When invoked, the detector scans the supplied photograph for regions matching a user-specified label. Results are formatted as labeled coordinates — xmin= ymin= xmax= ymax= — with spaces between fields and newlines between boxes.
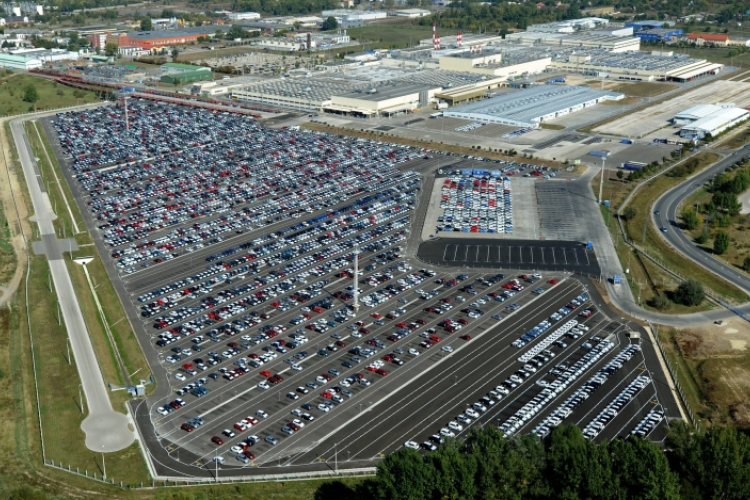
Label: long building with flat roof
xmin=443 ymin=84 xmax=624 ymax=128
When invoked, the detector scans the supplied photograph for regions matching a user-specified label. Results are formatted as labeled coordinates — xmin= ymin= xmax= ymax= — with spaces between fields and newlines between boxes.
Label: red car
xmin=181 ymin=423 xmax=195 ymax=432
xmin=268 ymin=374 xmax=284 ymax=384
xmin=211 ymin=436 xmax=224 ymax=445
xmin=548 ymin=279 xmax=559 ymax=285
xmin=371 ymin=313 xmax=382 ymax=319
xmin=396 ymin=322 xmax=407 ymax=328
xmin=375 ymin=368 xmax=388 ymax=376
xmin=321 ymin=391 xmax=333 ymax=399
xmin=382 ymin=355 xmax=393 ymax=362
xmin=460 ymin=335 xmax=472 ymax=341
xmin=430 ymin=335 xmax=442 ymax=343
xmin=415 ymin=318 xmax=427 ymax=325
xmin=458 ymin=318 xmax=469 ymax=325
xmin=243 ymin=450 xmax=256 ymax=460
xmin=260 ymin=370 xmax=272 ymax=378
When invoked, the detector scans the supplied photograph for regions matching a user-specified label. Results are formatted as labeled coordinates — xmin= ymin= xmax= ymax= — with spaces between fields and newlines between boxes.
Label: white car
xmin=258 ymin=381 xmax=270 ymax=390
xmin=156 ymin=406 xmax=168 ymax=416
xmin=175 ymin=372 xmax=186 ymax=381
xmin=317 ymin=403 xmax=330 ymax=412
xmin=441 ymin=346 xmax=454 ymax=353
xmin=440 ymin=428 xmax=456 ymax=437
xmin=256 ymin=410 xmax=268 ymax=419
xmin=465 ymin=408 xmax=479 ymax=419
xmin=404 ymin=441 xmax=420 ymax=450
xmin=408 ymin=348 xmax=420 ymax=356
xmin=292 ymin=418 xmax=306 ymax=428
xmin=291 ymin=363 xmax=303 ymax=371
xmin=230 ymin=445 xmax=243 ymax=454
xmin=448 ymin=421 xmax=463 ymax=432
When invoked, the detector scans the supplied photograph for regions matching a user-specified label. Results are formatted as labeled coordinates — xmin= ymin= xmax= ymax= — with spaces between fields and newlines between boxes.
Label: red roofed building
xmin=688 ymin=33 xmax=729 ymax=46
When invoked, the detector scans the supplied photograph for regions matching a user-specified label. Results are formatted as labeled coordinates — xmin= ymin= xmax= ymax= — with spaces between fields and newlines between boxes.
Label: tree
xmin=104 ymin=42 xmax=118 ymax=57
xmin=22 ymin=84 xmax=38 ymax=103
xmin=616 ymin=170 xmax=624 ymax=181
xmin=621 ymin=206 xmax=637 ymax=221
xmin=140 ymin=17 xmax=152 ymax=31
xmin=673 ymin=279 xmax=705 ymax=306
xmin=372 ymin=448 xmax=433 ymax=500
xmin=321 ymin=16 xmax=338 ymax=31
xmin=681 ymin=208 xmax=700 ymax=230
xmin=652 ymin=293 xmax=671 ymax=310
xmin=714 ymin=230 xmax=730 ymax=255
xmin=610 ymin=437 xmax=681 ymax=500
xmin=171 ymin=48 xmax=179 ymax=58
xmin=227 ymin=24 xmax=248 ymax=40
xmin=743 ymin=255 xmax=750 ymax=273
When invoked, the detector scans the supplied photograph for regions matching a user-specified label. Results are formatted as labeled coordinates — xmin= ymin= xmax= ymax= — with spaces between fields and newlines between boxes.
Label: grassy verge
xmin=302 ymin=122 xmax=565 ymax=169
xmin=0 ymin=195 xmax=17 ymax=284
xmin=716 ymin=124 xmax=750 ymax=150
xmin=606 ymin=81 xmax=678 ymax=97
xmin=595 ymin=152 xmax=748 ymax=306
xmin=599 ymin=96 xmax=642 ymax=106
xmin=0 ymin=74 xmax=98 ymax=116
xmin=539 ymin=123 xmax=565 ymax=130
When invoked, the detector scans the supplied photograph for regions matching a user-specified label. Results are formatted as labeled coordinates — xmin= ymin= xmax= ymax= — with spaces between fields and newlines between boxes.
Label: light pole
xmin=334 ymin=442 xmax=338 ymax=472
xmin=101 ymin=446 xmax=106 ymax=480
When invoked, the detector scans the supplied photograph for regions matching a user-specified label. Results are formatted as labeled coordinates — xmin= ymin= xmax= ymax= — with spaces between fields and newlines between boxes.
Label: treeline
xmin=418 ymin=0 xmax=582 ymax=32
xmin=184 ymin=0 xmax=339 ymax=16
xmin=316 ymin=424 xmax=750 ymax=500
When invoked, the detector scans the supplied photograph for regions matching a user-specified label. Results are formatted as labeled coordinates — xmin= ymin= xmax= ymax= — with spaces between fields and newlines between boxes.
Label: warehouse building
xmin=0 ymin=52 xmax=41 ymax=69
xmin=549 ymin=50 xmax=722 ymax=81
xmin=161 ymin=69 xmax=213 ymax=84
xmin=227 ymin=12 xmax=260 ymax=20
xmin=119 ymin=30 xmax=212 ymax=49
xmin=437 ymin=46 xmax=550 ymax=79
xmin=161 ymin=62 xmax=211 ymax=74
xmin=687 ymin=33 xmax=729 ymax=46
xmin=418 ymin=33 xmax=504 ymax=49
xmin=526 ymin=18 xmax=609 ymax=33
xmin=506 ymin=31 xmax=640 ymax=52
xmin=626 ymin=20 xmax=675 ymax=30
xmin=10 ymin=47 xmax=78 ymax=62
xmin=634 ymin=28 xmax=684 ymax=42
xmin=443 ymin=84 xmax=624 ymax=128
xmin=678 ymin=107 xmax=750 ymax=139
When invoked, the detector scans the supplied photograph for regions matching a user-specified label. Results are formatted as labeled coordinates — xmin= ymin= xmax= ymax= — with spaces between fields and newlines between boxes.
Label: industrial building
xmin=231 ymin=67 xmax=506 ymax=114
xmin=506 ymin=31 xmax=640 ymax=53
xmin=678 ymin=106 xmax=750 ymax=139
xmin=418 ymin=33 xmax=504 ymax=49
xmin=442 ymin=85 xmax=624 ymax=128
xmin=9 ymin=47 xmax=78 ymax=62
xmin=321 ymin=9 xmax=386 ymax=26
xmin=161 ymin=62 xmax=211 ymax=74
xmin=161 ymin=69 xmax=213 ymax=84
xmin=634 ymin=28 xmax=684 ymax=42
xmin=394 ymin=8 xmax=431 ymax=17
xmin=549 ymin=50 xmax=722 ymax=81
xmin=437 ymin=47 xmax=550 ymax=79
xmin=0 ymin=52 xmax=40 ymax=69
xmin=526 ymin=17 xmax=609 ymax=33
xmin=626 ymin=20 xmax=675 ymax=30
xmin=227 ymin=12 xmax=260 ymax=20
xmin=119 ymin=30 xmax=212 ymax=49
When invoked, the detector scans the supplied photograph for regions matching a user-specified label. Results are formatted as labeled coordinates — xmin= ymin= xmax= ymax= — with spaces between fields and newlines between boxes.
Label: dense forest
xmin=316 ymin=424 xmax=750 ymax=500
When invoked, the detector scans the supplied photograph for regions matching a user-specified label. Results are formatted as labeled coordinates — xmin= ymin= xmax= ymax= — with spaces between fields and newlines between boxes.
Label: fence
xmin=648 ymin=323 xmax=700 ymax=431
xmin=44 ymin=458 xmax=376 ymax=489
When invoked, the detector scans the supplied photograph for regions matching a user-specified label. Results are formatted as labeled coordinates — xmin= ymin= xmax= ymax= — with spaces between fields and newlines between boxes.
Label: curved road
xmin=654 ymin=145 xmax=750 ymax=297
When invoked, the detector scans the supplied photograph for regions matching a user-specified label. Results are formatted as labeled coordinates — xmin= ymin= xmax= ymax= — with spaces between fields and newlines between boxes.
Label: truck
xmin=434 ymin=101 xmax=448 ymax=110
xmin=589 ymin=150 xmax=611 ymax=158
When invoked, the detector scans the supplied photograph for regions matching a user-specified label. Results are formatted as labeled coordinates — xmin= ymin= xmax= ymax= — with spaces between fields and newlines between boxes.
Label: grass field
xmin=0 ymin=198 xmax=16 ymax=285
xmin=0 ymin=74 xmax=98 ymax=117
xmin=717 ymin=124 xmax=750 ymax=150
xmin=594 ymin=152 xmax=748 ymax=307
xmin=599 ymin=96 xmax=642 ymax=106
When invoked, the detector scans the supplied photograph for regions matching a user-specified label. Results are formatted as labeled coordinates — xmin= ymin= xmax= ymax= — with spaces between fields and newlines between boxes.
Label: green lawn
xmin=0 ymin=74 xmax=98 ymax=116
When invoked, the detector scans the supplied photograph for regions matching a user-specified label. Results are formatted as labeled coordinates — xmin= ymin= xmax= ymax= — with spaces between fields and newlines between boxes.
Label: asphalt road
xmin=654 ymin=145 xmax=750 ymax=296
xmin=12 ymin=114 xmax=135 ymax=453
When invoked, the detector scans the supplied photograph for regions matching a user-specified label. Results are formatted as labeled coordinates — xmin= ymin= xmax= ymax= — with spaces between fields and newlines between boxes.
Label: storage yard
xmin=41 ymin=100 xmax=678 ymax=478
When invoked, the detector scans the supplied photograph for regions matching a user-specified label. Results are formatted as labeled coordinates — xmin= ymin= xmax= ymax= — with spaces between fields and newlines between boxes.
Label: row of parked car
xmin=532 ymin=344 xmax=643 ymax=439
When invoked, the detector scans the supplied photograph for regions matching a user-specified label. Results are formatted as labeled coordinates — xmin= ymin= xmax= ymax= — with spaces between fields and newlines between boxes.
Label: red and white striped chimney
xmin=457 ymin=32 xmax=462 ymax=47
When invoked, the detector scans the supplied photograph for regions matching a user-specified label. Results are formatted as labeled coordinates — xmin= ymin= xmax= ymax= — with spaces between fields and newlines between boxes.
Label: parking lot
xmin=48 ymin=100 xmax=677 ymax=478
xmin=418 ymin=239 xmax=600 ymax=275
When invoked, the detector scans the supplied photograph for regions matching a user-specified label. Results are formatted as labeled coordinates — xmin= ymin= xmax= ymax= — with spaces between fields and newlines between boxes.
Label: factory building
xmin=418 ymin=33 xmax=504 ymax=48
xmin=161 ymin=69 xmax=213 ymax=84
xmin=119 ymin=30 xmax=211 ymax=49
xmin=442 ymin=85 xmax=624 ymax=128
xmin=227 ymin=12 xmax=260 ymax=20
xmin=678 ymin=107 xmax=750 ymax=139
xmin=506 ymin=31 xmax=640 ymax=53
xmin=626 ymin=20 xmax=675 ymax=30
xmin=526 ymin=17 xmax=609 ymax=33
xmin=634 ymin=28 xmax=684 ymax=42
xmin=10 ymin=48 xmax=78 ymax=62
xmin=161 ymin=62 xmax=211 ymax=74
xmin=549 ymin=50 xmax=722 ymax=81
xmin=437 ymin=49 xmax=551 ymax=79
xmin=394 ymin=8 xmax=431 ymax=17
xmin=0 ymin=52 xmax=40 ymax=69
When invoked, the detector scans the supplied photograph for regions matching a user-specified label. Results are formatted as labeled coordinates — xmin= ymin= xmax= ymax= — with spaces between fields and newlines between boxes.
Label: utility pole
xmin=335 ymin=442 xmax=338 ymax=472
xmin=352 ymin=245 xmax=359 ymax=312
xmin=642 ymin=217 xmax=648 ymax=243
xmin=101 ymin=447 xmax=106 ymax=480
xmin=67 ymin=337 xmax=71 ymax=365
xmin=79 ymin=384 xmax=84 ymax=414
xmin=598 ymin=160 xmax=605 ymax=204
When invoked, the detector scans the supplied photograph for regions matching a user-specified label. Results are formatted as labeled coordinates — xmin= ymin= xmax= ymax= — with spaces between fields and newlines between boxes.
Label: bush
xmin=651 ymin=294 xmax=671 ymax=311
xmin=714 ymin=230 xmax=730 ymax=255
xmin=744 ymin=255 xmax=750 ymax=273
xmin=620 ymin=206 xmax=637 ymax=221
xmin=673 ymin=279 xmax=705 ymax=306
xmin=696 ymin=231 xmax=708 ymax=245
xmin=681 ymin=208 xmax=700 ymax=230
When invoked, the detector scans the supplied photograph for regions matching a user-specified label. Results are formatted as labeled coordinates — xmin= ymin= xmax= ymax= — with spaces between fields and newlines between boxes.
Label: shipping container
xmin=622 ymin=161 xmax=647 ymax=171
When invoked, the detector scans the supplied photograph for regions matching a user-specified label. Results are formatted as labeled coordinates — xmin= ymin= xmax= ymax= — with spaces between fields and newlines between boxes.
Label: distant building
xmin=687 ymin=33 xmax=729 ymax=46
xmin=10 ymin=47 xmax=78 ymax=62
xmin=394 ymin=8 xmax=431 ymax=17
xmin=161 ymin=69 xmax=213 ymax=84
xmin=118 ymin=30 xmax=211 ymax=49
xmin=0 ymin=52 xmax=41 ymax=69
xmin=227 ymin=12 xmax=260 ymax=20
xmin=634 ymin=28 xmax=684 ymax=43
xmin=626 ymin=20 xmax=675 ymax=30
xmin=161 ymin=62 xmax=211 ymax=74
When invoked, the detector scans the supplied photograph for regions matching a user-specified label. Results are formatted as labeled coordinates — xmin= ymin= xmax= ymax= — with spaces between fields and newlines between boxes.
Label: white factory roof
xmin=669 ymin=62 xmax=723 ymax=80
xmin=444 ymin=84 xmax=623 ymax=127
xmin=681 ymin=107 xmax=750 ymax=133
xmin=675 ymin=104 xmax=724 ymax=121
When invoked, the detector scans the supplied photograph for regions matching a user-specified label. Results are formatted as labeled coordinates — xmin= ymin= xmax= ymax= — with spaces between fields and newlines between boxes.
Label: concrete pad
xmin=82 ymin=411 xmax=136 ymax=452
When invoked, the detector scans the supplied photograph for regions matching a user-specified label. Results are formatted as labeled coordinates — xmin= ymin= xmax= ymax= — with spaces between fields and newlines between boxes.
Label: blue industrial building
xmin=634 ymin=28 xmax=684 ymax=42
xmin=626 ymin=20 xmax=675 ymax=30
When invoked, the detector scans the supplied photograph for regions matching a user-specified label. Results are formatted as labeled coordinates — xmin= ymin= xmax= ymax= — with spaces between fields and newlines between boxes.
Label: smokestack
xmin=436 ymin=35 xmax=441 ymax=50
xmin=457 ymin=32 xmax=462 ymax=47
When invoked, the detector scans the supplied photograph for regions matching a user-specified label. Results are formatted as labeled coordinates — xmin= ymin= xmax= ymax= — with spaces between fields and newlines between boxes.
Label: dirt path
xmin=0 ymin=118 xmax=33 ymax=307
